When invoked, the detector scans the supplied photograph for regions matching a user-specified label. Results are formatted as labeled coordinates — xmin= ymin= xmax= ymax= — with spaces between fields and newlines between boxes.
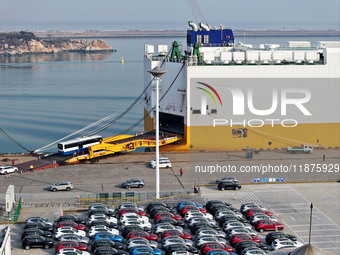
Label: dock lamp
xmin=147 ymin=66 xmax=167 ymax=199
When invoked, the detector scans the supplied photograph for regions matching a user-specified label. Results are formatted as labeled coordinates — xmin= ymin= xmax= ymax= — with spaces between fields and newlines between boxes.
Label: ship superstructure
xmin=144 ymin=22 xmax=340 ymax=151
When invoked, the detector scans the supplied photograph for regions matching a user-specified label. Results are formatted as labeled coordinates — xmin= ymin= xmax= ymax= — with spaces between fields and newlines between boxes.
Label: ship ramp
xmin=65 ymin=131 xmax=182 ymax=163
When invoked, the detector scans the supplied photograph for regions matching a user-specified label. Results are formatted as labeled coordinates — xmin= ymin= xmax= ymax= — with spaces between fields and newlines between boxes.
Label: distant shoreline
xmin=27 ymin=29 xmax=340 ymax=39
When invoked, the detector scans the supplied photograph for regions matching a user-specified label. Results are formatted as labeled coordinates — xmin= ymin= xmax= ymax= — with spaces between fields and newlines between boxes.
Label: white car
xmin=122 ymin=220 xmax=151 ymax=230
xmin=171 ymin=252 xmax=193 ymax=255
xmin=0 ymin=165 xmax=18 ymax=174
xmin=240 ymin=247 xmax=267 ymax=255
xmin=195 ymin=236 xmax=226 ymax=247
xmin=271 ymin=238 xmax=303 ymax=250
xmin=184 ymin=211 xmax=213 ymax=222
xmin=241 ymin=203 xmax=267 ymax=213
xmin=89 ymin=203 xmax=115 ymax=213
xmin=249 ymin=214 xmax=277 ymax=224
xmin=120 ymin=213 xmax=149 ymax=223
xmin=88 ymin=225 xmax=119 ymax=237
xmin=226 ymin=227 xmax=257 ymax=238
xmin=54 ymin=227 xmax=86 ymax=239
xmin=57 ymin=248 xmax=90 ymax=255
xmin=88 ymin=214 xmax=117 ymax=224
xmin=162 ymin=236 xmax=193 ymax=248
xmin=188 ymin=217 xmax=218 ymax=228
xmin=222 ymin=221 xmax=253 ymax=231
xmin=119 ymin=202 xmax=145 ymax=211
xmin=195 ymin=228 xmax=226 ymax=239
xmin=126 ymin=238 xmax=158 ymax=250
xmin=153 ymin=223 xmax=183 ymax=235
xmin=150 ymin=158 xmax=172 ymax=168
xmin=58 ymin=234 xmax=89 ymax=244
xmin=26 ymin=216 xmax=54 ymax=226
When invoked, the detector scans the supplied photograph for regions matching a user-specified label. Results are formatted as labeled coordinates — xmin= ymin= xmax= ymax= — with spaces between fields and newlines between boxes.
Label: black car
xmin=189 ymin=222 xmax=219 ymax=234
xmin=164 ymin=244 xmax=198 ymax=255
xmin=89 ymin=220 xmax=117 ymax=229
xmin=21 ymin=228 xmax=52 ymax=240
xmin=265 ymin=231 xmax=297 ymax=245
xmin=155 ymin=218 xmax=185 ymax=227
xmin=218 ymin=181 xmax=242 ymax=191
xmin=235 ymin=240 xmax=260 ymax=254
xmin=24 ymin=222 xmax=53 ymax=232
xmin=121 ymin=179 xmax=145 ymax=189
xmin=146 ymin=202 xmax=168 ymax=212
xmin=89 ymin=208 xmax=115 ymax=217
xmin=217 ymin=216 xmax=241 ymax=225
xmin=57 ymin=215 xmax=86 ymax=225
xmin=208 ymin=204 xmax=231 ymax=215
xmin=122 ymin=225 xmax=144 ymax=237
xmin=94 ymin=246 xmax=128 ymax=255
xmin=92 ymin=239 xmax=124 ymax=251
xmin=206 ymin=200 xmax=232 ymax=211
xmin=149 ymin=207 xmax=171 ymax=218
xmin=21 ymin=235 xmax=54 ymax=250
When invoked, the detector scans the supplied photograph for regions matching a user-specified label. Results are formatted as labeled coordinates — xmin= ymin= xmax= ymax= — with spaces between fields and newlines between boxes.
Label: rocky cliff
xmin=0 ymin=31 xmax=113 ymax=55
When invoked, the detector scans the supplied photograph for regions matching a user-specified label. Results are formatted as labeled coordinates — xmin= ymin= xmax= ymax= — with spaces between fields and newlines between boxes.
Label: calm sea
xmin=0 ymin=35 xmax=339 ymax=153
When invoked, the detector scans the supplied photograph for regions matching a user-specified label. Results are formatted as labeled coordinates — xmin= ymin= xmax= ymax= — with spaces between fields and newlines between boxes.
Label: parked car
xmin=91 ymin=239 xmax=123 ymax=251
xmin=26 ymin=216 xmax=54 ymax=226
xmin=55 ymin=241 xmax=88 ymax=253
xmin=206 ymin=249 xmax=235 ymax=255
xmin=150 ymin=158 xmax=172 ymax=169
xmin=206 ymin=201 xmax=231 ymax=212
xmin=217 ymin=181 xmax=241 ymax=191
xmin=177 ymin=202 xmax=204 ymax=210
xmin=121 ymin=179 xmax=145 ymax=189
xmin=161 ymin=230 xmax=192 ymax=240
xmin=56 ymin=247 xmax=90 ymax=255
xmin=195 ymin=228 xmax=226 ymax=239
xmin=122 ymin=225 xmax=144 ymax=238
xmin=0 ymin=165 xmax=18 ymax=174
xmin=154 ymin=212 xmax=183 ymax=221
xmin=56 ymin=221 xmax=86 ymax=231
xmin=22 ymin=235 xmax=54 ymax=250
xmin=153 ymin=223 xmax=183 ymax=235
xmin=229 ymin=234 xmax=260 ymax=246
xmin=127 ymin=230 xmax=158 ymax=241
xmin=161 ymin=236 xmax=193 ymax=248
xmin=21 ymin=228 xmax=52 ymax=240
xmin=89 ymin=203 xmax=115 ymax=213
xmin=271 ymin=238 xmax=303 ymax=250
xmin=249 ymin=214 xmax=277 ymax=225
xmin=222 ymin=221 xmax=253 ymax=232
xmin=88 ymin=214 xmax=118 ymax=224
xmin=88 ymin=208 xmax=116 ymax=217
xmin=93 ymin=246 xmax=127 ymax=255
xmin=54 ymin=227 xmax=86 ymax=239
xmin=126 ymin=237 xmax=158 ymax=250
xmin=200 ymin=242 xmax=234 ymax=254
xmin=119 ymin=202 xmax=144 ymax=211
xmin=253 ymin=220 xmax=284 ymax=232
xmin=234 ymin=241 xmax=269 ymax=254
xmin=184 ymin=211 xmax=213 ymax=222
xmin=240 ymin=204 xmax=267 ymax=214
xmin=244 ymin=209 xmax=272 ymax=219
xmin=225 ymin=227 xmax=257 ymax=238
xmin=119 ymin=208 xmax=147 ymax=217
xmin=195 ymin=236 xmax=227 ymax=248
xmin=24 ymin=222 xmax=53 ymax=232
xmin=265 ymin=232 xmax=297 ymax=245
xmin=49 ymin=181 xmax=73 ymax=192
xmin=121 ymin=213 xmax=149 ymax=223
xmin=57 ymin=215 xmax=86 ymax=225
xmin=155 ymin=217 xmax=185 ymax=227
xmin=164 ymin=244 xmax=199 ymax=255
xmin=240 ymin=247 xmax=267 ymax=255
xmin=92 ymin=233 xmax=124 ymax=243
xmin=88 ymin=225 xmax=120 ymax=237
xmin=58 ymin=234 xmax=90 ymax=244
xmin=130 ymin=246 xmax=163 ymax=255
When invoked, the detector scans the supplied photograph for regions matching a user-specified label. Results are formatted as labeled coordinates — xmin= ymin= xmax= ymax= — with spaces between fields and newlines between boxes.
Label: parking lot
xmin=4 ymin=182 xmax=338 ymax=254
xmin=200 ymin=182 xmax=340 ymax=253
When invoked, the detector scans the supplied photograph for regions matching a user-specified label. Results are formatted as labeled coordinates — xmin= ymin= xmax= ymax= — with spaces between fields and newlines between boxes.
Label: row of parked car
xmin=20 ymin=200 xmax=303 ymax=255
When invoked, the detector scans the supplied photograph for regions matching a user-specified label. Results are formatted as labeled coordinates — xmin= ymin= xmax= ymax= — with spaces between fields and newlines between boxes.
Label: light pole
xmin=147 ymin=66 xmax=167 ymax=199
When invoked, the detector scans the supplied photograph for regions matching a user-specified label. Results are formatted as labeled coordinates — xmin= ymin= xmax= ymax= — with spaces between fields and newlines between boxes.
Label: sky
xmin=0 ymin=0 xmax=339 ymax=31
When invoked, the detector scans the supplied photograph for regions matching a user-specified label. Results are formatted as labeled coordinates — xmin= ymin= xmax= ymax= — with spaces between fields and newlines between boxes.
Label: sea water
xmin=0 ymin=36 xmax=339 ymax=153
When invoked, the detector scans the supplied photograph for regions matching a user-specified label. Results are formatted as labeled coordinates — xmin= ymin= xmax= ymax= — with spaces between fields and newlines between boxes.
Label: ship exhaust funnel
xmin=188 ymin=21 xmax=198 ymax=31
xmin=199 ymin=22 xmax=210 ymax=31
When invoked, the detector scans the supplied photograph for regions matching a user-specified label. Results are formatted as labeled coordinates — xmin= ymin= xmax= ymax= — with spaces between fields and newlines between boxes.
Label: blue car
xmin=92 ymin=233 xmax=124 ymax=243
xmin=206 ymin=249 xmax=237 ymax=255
xmin=130 ymin=246 xmax=163 ymax=255
xmin=177 ymin=202 xmax=203 ymax=210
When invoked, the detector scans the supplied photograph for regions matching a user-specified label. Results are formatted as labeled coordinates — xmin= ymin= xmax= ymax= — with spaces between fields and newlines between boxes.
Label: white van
xmin=149 ymin=158 xmax=172 ymax=168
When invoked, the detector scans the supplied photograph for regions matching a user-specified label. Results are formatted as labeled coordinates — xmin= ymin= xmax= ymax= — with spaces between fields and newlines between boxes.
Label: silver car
xmin=50 ymin=182 xmax=73 ymax=192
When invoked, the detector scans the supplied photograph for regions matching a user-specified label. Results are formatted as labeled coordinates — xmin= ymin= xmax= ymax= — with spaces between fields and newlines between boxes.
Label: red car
xmin=179 ymin=206 xmax=200 ymax=216
xmin=254 ymin=220 xmax=284 ymax=232
xmin=126 ymin=230 xmax=158 ymax=241
xmin=161 ymin=230 xmax=192 ymax=240
xmin=55 ymin=241 xmax=88 ymax=252
xmin=119 ymin=208 xmax=147 ymax=217
xmin=201 ymin=243 xmax=234 ymax=254
xmin=229 ymin=234 xmax=261 ymax=246
xmin=154 ymin=212 xmax=183 ymax=221
xmin=56 ymin=221 xmax=86 ymax=231
xmin=244 ymin=209 xmax=273 ymax=219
